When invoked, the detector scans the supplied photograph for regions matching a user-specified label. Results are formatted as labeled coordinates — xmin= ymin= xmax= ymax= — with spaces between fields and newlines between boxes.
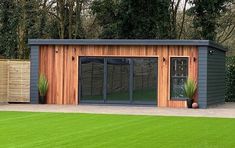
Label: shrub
xmin=38 ymin=74 xmax=48 ymax=97
xmin=184 ymin=79 xmax=197 ymax=100
xmin=225 ymin=56 xmax=235 ymax=102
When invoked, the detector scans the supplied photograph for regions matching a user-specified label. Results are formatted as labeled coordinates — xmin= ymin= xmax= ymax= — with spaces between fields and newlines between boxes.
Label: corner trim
xmin=198 ymin=46 xmax=208 ymax=108
xmin=30 ymin=46 xmax=39 ymax=104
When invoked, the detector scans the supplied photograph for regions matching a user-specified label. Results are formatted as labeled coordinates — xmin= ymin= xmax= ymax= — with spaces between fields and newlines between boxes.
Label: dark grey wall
xmin=198 ymin=47 xmax=208 ymax=108
xmin=30 ymin=46 xmax=39 ymax=103
xmin=207 ymin=47 xmax=226 ymax=106
xmin=198 ymin=46 xmax=226 ymax=108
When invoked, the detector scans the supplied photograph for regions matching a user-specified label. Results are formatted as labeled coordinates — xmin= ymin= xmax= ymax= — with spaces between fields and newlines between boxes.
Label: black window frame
xmin=170 ymin=57 xmax=189 ymax=100
xmin=79 ymin=57 xmax=158 ymax=105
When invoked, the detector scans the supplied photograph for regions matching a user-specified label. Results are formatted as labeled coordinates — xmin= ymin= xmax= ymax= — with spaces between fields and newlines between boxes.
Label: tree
xmin=216 ymin=3 xmax=235 ymax=44
xmin=0 ymin=0 xmax=18 ymax=58
xmin=0 ymin=0 xmax=234 ymax=58
xmin=17 ymin=0 xmax=41 ymax=58
xmin=47 ymin=0 xmax=85 ymax=39
xmin=92 ymin=0 xmax=172 ymax=39
xmin=0 ymin=0 xmax=87 ymax=59
xmin=177 ymin=0 xmax=190 ymax=39
xmin=91 ymin=0 xmax=120 ymax=38
xmin=119 ymin=0 xmax=171 ymax=39
xmin=217 ymin=3 xmax=235 ymax=55
xmin=170 ymin=0 xmax=182 ymax=38
xmin=188 ymin=0 xmax=232 ymax=41
xmin=0 ymin=0 xmax=42 ymax=59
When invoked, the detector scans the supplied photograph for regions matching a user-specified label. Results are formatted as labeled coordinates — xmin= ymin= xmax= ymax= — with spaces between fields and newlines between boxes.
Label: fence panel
xmin=0 ymin=60 xmax=30 ymax=103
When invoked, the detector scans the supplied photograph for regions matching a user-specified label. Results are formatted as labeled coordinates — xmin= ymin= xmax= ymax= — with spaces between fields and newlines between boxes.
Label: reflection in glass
xmin=107 ymin=58 xmax=130 ymax=102
xmin=133 ymin=59 xmax=157 ymax=103
xmin=80 ymin=58 xmax=104 ymax=101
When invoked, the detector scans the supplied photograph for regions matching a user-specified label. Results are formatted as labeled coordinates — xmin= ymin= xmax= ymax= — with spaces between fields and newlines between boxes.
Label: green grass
xmin=0 ymin=112 xmax=235 ymax=148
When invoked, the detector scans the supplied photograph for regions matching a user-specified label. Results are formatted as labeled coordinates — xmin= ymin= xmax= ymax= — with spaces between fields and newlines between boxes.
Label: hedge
xmin=226 ymin=56 xmax=235 ymax=102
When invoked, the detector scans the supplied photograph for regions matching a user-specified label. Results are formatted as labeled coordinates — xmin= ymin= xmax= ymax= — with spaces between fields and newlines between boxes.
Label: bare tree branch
xmin=220 ymin=25 xmax=235 ymax=43
xmin=178 ymin=0 xmax=189 ymax=39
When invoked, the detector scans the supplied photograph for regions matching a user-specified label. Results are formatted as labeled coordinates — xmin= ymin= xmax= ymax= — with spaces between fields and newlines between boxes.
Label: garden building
xmin=29 ymin=39 xmax=226 ymax=108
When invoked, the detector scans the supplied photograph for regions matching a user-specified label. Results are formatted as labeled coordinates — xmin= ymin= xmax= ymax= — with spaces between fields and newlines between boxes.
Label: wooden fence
xmin=0 ymin=60 xmax=30 ymax=103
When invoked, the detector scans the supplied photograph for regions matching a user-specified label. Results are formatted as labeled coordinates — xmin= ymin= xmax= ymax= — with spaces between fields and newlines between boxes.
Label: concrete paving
xmin=0 ymin=103 xmax=235 ymax=118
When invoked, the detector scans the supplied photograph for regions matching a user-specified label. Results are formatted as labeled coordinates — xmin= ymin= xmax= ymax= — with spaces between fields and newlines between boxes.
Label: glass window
xmin=170 ymin=57 xmax=188 ymax=99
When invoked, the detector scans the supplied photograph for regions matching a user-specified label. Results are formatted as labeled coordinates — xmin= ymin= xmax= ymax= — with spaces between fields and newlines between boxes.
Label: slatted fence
xmin=0 ymin=60 xmax=30 ymax=103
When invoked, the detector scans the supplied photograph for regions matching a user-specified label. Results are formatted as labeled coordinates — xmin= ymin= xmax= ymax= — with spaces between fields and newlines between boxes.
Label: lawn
xmin=0 ymin=112 xmax=235 ymax=148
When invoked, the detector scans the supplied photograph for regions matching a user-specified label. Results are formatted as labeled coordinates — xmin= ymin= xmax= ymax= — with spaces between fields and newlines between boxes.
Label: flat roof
xmin=28 ymin=39 xmax=227 ymax=52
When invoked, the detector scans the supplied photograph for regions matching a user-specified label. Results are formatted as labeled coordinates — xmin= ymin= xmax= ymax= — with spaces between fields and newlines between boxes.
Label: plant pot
xmin=192 ymin=102 xmax=199 ymax=109
xmin=186 ymin=99 xmax=193 ymax=108
xmin=39 ymin=96 xmax=46 ymax=104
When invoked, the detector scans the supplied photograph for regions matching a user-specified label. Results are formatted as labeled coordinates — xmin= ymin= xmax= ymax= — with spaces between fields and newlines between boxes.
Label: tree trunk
xmin=39 ymin=0 xmax=48 ymax=37
xmin=68 ymin=0 xmax=74 ymax=39
xmin=178 ymin=0 xmax=188 ymax=39
xmin=74 ymin=0 xmax=83 ymax=39
xmin=17 ymin=0 xmax=26 ymax=59
xmin=57 ymin=0 xmax=65 ymax=39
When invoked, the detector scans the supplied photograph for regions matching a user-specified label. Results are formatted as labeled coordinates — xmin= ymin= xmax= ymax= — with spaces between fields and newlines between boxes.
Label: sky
xmin=179 ymin=0 xmax=192 ymax=10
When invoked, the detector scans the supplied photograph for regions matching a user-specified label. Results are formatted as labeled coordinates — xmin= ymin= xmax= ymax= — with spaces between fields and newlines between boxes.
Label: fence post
xmin=7 ymin=61 xmax=9 ymax=102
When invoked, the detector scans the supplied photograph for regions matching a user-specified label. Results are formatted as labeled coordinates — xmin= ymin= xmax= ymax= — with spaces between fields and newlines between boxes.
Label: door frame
xmin=78 ymin=56 xmax=158 ymax=105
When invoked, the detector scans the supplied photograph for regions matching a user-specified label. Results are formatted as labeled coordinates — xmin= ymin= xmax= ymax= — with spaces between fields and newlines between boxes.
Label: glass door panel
xmin=107 ymin=58 xmax=130 ymax=103
xmin=80 ymin=57 xmax=104 ymax=102
xmin=133 ymin=58 xmax=157 ymax=104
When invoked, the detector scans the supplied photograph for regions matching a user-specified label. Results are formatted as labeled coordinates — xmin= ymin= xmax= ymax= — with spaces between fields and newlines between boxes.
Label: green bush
xmin=226 ymin=56 xmax=235 ymax=102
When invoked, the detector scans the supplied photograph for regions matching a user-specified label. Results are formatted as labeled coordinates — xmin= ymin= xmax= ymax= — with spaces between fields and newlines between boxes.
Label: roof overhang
xmin=28 ymin=39 xmax=227 ymax=52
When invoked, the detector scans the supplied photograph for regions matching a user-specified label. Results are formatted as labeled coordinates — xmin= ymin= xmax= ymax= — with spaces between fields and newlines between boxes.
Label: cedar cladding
xmin=39 ymin=45 xmax=198 ymax=107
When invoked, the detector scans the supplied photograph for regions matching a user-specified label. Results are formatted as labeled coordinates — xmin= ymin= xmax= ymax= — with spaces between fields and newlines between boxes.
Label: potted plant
xmin=38 ymin=74 xmax=48 ymax=104
xmin=184 ymin=79 xmax=197 ymax=108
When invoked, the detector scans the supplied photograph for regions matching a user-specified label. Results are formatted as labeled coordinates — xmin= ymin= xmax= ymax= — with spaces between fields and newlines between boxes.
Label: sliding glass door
xmin=107 ymin=58 xmax=130 ymax=103
xmin=133 ymin=59 xmax=157 ymax=104
xmin=79 ymin=57 xmax=157 ymax=105
xmin=80 ymin=58 xmax=104 ymax=103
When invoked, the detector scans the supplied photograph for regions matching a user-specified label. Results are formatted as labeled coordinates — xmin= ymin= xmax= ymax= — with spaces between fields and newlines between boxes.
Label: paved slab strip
xmin=0 ymin=103 xmax=235 ymax=118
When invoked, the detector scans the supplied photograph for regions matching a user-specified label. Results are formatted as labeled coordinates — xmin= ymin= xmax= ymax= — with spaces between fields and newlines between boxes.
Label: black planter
xmin=39 ymin=96 xmax=46 ymax=104
xmin=186 ymin=99 xmax=193 ymax=108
